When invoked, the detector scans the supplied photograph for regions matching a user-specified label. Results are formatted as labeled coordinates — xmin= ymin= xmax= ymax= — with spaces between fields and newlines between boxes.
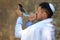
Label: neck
xmin=35 ymin=18 xmax=48 ymax=23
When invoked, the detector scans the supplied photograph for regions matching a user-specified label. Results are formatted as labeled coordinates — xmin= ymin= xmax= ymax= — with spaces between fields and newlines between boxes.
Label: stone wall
xmin=0 ymin=0 xmax=60 ymax=40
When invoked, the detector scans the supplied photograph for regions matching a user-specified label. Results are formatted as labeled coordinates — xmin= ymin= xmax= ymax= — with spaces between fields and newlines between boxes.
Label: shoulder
xmin=43 ymin=23 xmax=55 ymax=32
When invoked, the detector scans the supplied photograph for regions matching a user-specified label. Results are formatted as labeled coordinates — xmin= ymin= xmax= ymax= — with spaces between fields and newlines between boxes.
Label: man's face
xmin=35 ymin=7 xmax=48 ymax=20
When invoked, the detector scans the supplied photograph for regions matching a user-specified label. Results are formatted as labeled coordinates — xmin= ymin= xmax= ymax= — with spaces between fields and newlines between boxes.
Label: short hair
xmin=39 ymin=2 xmax=53 ymax=18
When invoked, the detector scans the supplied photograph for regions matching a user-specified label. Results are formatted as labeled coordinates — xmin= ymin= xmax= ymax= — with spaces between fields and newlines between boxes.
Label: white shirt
xmin=15 ymin=17 xmax=55 ymax=40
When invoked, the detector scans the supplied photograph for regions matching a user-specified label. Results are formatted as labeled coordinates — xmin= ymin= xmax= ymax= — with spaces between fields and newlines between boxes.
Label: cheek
xmin=36 ymin=10 xmax=42 ymax=19
xmin=42 ymin=13 xmax=47 ymax=18
xmin=37 ymin=13 xmax=41 ymax=19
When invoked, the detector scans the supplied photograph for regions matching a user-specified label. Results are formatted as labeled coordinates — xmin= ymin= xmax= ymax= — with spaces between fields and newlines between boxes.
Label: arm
xmin=41 ymin=27 xmax=55 ymax=40
xmin=15 ymin=17 xmax=23 ymax=38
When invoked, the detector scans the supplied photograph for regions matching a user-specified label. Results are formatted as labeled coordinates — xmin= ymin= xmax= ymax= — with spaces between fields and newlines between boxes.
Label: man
xmin=15 ymin=2 xmax=55 ymax=40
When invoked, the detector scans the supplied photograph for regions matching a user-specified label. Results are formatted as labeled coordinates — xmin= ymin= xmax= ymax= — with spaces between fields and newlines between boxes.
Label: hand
xmin=28 ymin=13 xmax=37 ymax=22
xmin=16 ymin=6 xmax=23 ymax=17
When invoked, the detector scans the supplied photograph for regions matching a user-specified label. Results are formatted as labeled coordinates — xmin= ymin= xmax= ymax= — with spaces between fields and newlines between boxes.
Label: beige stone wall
xmin=0 ymin=0 xmax=60 ymax=40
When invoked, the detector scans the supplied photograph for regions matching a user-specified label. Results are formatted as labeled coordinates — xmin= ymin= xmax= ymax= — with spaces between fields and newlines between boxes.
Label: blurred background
xmin=0 ymin=0 xmax=60 ymax=40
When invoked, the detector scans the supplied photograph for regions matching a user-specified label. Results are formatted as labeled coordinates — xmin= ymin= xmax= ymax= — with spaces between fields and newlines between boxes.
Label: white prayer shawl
xmin=15 ymin=17 xmax=55 ymax=40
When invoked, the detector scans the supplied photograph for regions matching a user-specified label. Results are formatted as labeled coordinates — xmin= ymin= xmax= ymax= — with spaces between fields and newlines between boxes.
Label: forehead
xmin=37 ymin=6 xmax=41 ymax=9
xmin=37 ymin=6 xmax=47 ymax=11
xmin=37 ymin=7 xmax=43 ymax=12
